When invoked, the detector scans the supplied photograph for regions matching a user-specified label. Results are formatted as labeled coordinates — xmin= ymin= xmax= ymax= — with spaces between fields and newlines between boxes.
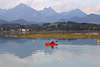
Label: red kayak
xmin=45 ymin=41 xmax=58 ymax=48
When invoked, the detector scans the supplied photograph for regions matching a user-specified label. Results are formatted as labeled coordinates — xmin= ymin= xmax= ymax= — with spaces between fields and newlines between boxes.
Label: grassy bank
xmin=11 ymin=33 xmax=100 ymax=39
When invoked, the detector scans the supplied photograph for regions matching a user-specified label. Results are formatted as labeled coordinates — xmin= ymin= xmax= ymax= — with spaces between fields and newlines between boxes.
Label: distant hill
xmin=0 ymin=19 xmax=9 ymax=24
xmin=0 ymin=3 xmax=100 ymax=24
xmin=0 ymin=3 xmax=88 ymax=24
xmin=11 ymin=19 xmax=29 ymax=24
xmin=4 ymin=4 xmax=40 ymax=21
xmin=59 ymin=9 xmax=87 ymax=20
xmin=70 ymin=14 xmax=100 ymax=24
xmin=0 ymin=15 xmax=8 ymax=20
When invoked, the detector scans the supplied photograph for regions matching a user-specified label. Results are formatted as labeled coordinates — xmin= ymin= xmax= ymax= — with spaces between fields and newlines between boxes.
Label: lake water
xmin=0 ymin=38 xmax=100 ymax=67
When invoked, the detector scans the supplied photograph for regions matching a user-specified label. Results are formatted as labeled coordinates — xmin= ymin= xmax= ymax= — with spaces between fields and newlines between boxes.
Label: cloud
xmin=17 ymin=0 xmax=28 ymax=4
xmin=0 ymin=0 xmax=100 ymax=14
xmin=0 ymin=0 xmax=19 ymax=9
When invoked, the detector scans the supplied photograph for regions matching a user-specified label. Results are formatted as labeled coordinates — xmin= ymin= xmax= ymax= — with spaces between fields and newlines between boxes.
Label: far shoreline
xmin=11 ymin=33 xmax=100 ymax=39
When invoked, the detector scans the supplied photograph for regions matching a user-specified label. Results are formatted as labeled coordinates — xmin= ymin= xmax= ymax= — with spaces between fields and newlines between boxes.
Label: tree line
xmin=0 ymin=21 xmax=100 ymax=33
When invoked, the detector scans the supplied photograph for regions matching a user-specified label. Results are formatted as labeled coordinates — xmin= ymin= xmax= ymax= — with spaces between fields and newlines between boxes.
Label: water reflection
xmin=0 ymin=38 xmax=100 ymax=67
xmin=0 ymin=45 xmax=100 ymax=67
xmin=0 ymin=38 xmax=57 ymax=58
xmin=0 ymin=38 xmax=98 ymax=58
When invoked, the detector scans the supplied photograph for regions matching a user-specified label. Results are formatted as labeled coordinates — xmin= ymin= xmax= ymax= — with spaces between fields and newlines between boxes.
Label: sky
xmin=0 ymin=0 xmax=100 ymax=14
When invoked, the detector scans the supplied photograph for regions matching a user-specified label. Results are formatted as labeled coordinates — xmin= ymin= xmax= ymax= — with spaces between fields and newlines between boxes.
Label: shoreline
xmin=11 ymin=33 xmax=100 ymax=39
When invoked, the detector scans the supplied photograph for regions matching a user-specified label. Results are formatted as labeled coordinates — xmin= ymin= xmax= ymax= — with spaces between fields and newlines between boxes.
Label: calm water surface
xmin=0 ymin=38 xmax=100 ymax=67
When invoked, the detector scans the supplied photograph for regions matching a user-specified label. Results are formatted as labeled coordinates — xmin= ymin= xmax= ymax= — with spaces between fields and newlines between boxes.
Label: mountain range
xmin=0 ymin=3 xmax=100 ymax=24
